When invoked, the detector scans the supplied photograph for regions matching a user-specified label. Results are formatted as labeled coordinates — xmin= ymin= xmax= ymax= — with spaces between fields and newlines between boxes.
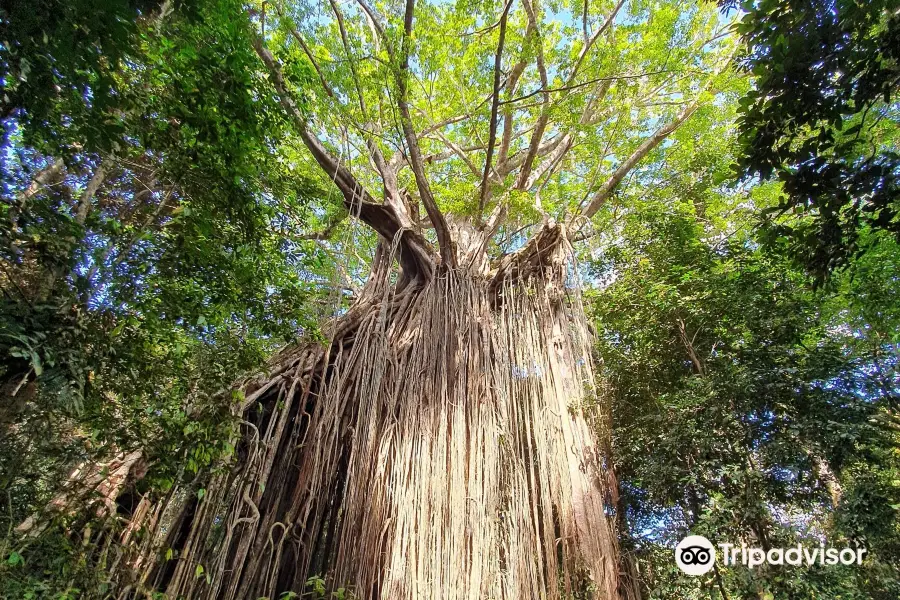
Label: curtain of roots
xmin=114 ymin=244 xmax=626 ymax=600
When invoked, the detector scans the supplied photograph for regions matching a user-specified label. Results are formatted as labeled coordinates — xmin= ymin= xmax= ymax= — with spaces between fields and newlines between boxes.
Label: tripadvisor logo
xmin=675 ymin=535 xmax=867 ymax=576
xmin=675 ymin=535 xmax=716 ymax=575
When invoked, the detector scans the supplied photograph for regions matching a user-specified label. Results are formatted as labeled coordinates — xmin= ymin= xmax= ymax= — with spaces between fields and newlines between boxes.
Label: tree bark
xmin=105 ymin=232 xmax=635 ymax=600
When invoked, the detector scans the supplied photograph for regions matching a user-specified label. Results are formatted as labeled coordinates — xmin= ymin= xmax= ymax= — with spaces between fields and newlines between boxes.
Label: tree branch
xmin=296 ymin=219 xmax=342 ymax=241
xmin=324 ymin=0 xmax=402 ymax=212
xmin=9 ymin=158 xmax=65 ymax=235
xmin=579 ymin=52 xmax=733 ymax=219
xmin=522 ymin=78 xmax=612 ymax=190
xmin=327 ymin=0 xmax=366 ymax=113
xmin=514 ymin=0 xmax=551 ymax=191
xmin=416 ymin=82 xmax=504 ymax=139
xmin=496 ymin=59 xmax=527 ymax=170
xmin=396 ymin=0 xmax=455 ymax=266
xmin=354 ymin=0 xmax=388 ymax=45
xmin=251 ymin=36 xmax=435 ymax=280
xmin=75 ymin=157 xmax=111 ymax=225
xmin=567 ymin=0 xmax=625 ymax=87
xmin=580 ymin=97 xmax=700 ymax=218
xmin=500 ymin=69 xmax=683 ymax=106
xmin=478 ymin=0 xmax=514 ymax=218
xmin=431 ymin=131 xmax=483 ymax=178
xmin=499 ymin=132 xmax=567 ymax=177
xmin=276 ymin=5 xmax=336 ymax=99
xmin=582 ymin=0 xmax=589 ymax=42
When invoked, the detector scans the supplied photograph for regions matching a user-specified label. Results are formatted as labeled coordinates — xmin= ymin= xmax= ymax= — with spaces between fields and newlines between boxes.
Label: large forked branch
xmin=277 ymin=5 xmax=394 ymax=204
xmin=274 ymin=3 xmax=413 ymax=249
xmin=567 ymin=0 xmax=625 ymax=86
xmin=579 ymin=97 xmax=700 ymax=218
xmin=252 ymin=37 xmax=434 ymax=280
xmin=324 ymin=0 xmax=403 ymax=213
xmin=396 ymin=0 xmax=456 ymax=267
xmin=478 ymin=0 xmax=513 ymax=217
xmin=579 ymin=53 xmax=733 ymax=219
xmin=514 ymin=0 xmax=551 ymax=191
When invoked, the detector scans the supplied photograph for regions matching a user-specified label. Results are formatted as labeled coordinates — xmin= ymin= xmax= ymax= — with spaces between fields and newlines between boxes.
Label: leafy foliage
xmin=0 ymin=0 xmax=165 ymax=153
xmin=0 ymin=1 xmax=345 ymax=596
xmin=728 ymin=0 xmax=900 ymax=279
xmin=588 ymin=178 xmax=900 ymax=598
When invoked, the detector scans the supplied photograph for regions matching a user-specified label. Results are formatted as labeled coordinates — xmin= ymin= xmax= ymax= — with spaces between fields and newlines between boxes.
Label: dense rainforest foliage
xmin=0 ymin=0 xmax=897 ymax=599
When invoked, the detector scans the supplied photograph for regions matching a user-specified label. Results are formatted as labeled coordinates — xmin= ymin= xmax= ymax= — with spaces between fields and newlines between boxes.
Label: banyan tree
xmin=101 ymin=0 xmax=735 ymax=598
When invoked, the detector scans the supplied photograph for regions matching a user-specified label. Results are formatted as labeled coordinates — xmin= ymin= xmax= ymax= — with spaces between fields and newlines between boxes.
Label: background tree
xmin=725 ymin=0 xmax=900 ymax=280
xmin=1 ymin=1 xmax=347 ymax=596
xmin=587 ymin=122 xmax=900 ymax=598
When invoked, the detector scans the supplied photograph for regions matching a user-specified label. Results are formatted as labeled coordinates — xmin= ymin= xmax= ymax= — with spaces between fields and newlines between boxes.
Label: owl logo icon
xmin=675 ymin=535 xmax=716 ymax=575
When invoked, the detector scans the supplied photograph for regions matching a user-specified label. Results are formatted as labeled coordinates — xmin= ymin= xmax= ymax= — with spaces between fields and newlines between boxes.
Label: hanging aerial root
xmin=112 ymin=234 xmax=628 ymax=600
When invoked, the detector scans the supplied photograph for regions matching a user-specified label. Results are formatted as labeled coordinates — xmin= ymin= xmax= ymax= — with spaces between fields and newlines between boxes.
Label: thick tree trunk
xmin=110 ymin=226 xmax=634 ymax=600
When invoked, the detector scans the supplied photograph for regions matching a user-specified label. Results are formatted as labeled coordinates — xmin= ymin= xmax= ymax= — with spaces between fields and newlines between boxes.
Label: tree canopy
xmin=0 ymin=0 xmax=898 ymax=598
